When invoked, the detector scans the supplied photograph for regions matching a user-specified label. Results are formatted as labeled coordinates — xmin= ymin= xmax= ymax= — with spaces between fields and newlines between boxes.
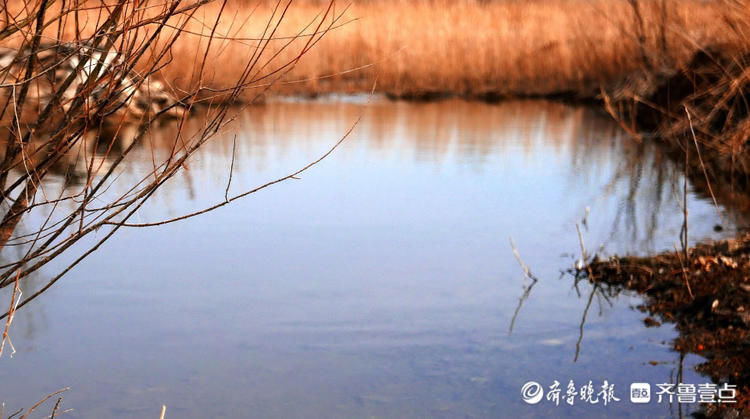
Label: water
xmin=0 ymin=99 xmax=737 ymax=418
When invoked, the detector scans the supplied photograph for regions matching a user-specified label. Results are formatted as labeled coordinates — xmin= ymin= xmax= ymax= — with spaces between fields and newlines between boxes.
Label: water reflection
xmin=38 ymin=99 xmax=742 ymax=249
xmin=95 ymin=98 xmax=740 ymax=255
xmin=0 ymin=98 xmax=741 ymax=417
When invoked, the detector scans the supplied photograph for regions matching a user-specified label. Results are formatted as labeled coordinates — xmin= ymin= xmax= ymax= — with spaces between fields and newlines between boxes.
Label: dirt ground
xmin=575 ymin=234 xmax=750 ymax=417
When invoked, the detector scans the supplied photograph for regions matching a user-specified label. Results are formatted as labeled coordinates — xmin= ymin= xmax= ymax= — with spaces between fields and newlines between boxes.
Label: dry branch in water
xmin=0 ymin=270 xmax=20 ymax=358
xmin=0 ymin=0 xmax=344 ymax=316
xmin=18 ymin=387 xmax=69 ymax=419
xmin=508 ymin=236 xmax=538 ymax=335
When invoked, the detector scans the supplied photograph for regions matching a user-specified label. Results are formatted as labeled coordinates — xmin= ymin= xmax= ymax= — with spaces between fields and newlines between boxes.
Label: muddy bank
xmin=573 ymin=44 xmax=750 ymax=399
xmin=538 ymin=38 xmax=750 ymax=418
xmin=575 ymin=235 xmax=750 ymax=417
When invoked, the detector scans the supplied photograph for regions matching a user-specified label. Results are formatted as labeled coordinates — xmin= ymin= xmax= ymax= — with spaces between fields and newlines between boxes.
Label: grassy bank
xmin=142 ymin=0 xmax=750 ymax=99
xmin=3 ymin=0 xmax=749 ymax=100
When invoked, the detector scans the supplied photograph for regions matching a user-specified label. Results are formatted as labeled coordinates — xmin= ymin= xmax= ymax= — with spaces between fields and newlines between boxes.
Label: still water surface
xmin=0 ymin=99 xmax=737 ymax=418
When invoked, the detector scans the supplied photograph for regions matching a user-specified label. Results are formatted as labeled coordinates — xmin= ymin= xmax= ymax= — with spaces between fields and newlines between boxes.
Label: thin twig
xmin=682 ymin=135 xmax=689 ymax=263
xmin=509 ymin=237 xmax=538 ymax=334
xmin=684 ymin=106 xmax=725 ymax=228
xmin=50 ymin=397 xmax=62 ymax=419
xmin=225 ymin=135 xmax=236 ymax=203
xmin=673 ymin=243 xmax=694 ymax=300
xmin=20 ymin=387 xmax=70 ymax=419
xmin=106 ymin=118 xmax=358 ymax=228
xmin=574 ymin=284 xmax=598 ymax=362
xmin=575 ymin=222 xmax=595 ymax=282
xmin=0 ymin=269 xmax=21 ymax=358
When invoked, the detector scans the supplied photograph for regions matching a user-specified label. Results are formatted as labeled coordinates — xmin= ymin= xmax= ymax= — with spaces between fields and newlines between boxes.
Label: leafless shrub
xmin=0 ymin=0 xmax=345 ymax=319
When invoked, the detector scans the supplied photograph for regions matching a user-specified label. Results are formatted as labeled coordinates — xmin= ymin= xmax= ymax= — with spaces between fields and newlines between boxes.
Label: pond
xmin=0 ymin=98 xmax=738 ymax=417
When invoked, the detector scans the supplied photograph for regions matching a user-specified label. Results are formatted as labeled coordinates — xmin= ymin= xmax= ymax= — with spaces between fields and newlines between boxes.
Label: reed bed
xmin=140 ymin=0 xmax=750 ymax=98
xmin=265 ymin=0 xmax=748 ymax=98
xmin=150 ymin=0 xmax=750 ymax=99
xmin=5 ymin=0 xmax=749 ymax=100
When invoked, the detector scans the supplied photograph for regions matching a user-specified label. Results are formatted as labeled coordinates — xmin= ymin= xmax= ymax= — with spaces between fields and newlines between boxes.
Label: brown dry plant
xmin=0 ymin=0 xmax=343 ymax=318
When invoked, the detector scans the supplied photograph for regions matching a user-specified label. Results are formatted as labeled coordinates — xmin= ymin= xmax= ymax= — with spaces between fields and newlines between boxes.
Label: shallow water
xmin=0 ymin=99 xmax=738 ymax=418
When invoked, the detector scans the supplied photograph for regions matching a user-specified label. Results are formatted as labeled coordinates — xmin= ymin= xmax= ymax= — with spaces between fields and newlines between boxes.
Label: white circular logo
xmin=521 ymin=381 xmax=544 ymax=404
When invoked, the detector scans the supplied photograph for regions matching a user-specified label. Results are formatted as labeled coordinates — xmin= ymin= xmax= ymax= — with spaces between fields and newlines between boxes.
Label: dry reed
xmin=145 ymin=0 xmax=750 ymax=98
xmin=6 ymin=0 xmax=749 ymax=99
xmin=162 ymin=0 xmax=750 ymax=98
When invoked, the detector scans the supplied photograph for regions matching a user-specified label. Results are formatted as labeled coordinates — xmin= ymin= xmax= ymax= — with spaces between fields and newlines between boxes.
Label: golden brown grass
xmin=164 ymin=0 xmax=750 ymax=98
xmin=3 ymin=0 xmax=750 ymax=99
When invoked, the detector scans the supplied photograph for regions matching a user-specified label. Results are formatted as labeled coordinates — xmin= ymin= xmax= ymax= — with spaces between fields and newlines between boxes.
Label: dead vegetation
xmin=0 ymin=0 xmax=345 ymax=323
xmin=157 ymin=0 xmax=750 ymax=100
xmin=574 ymin=234 xmax=750 ymax=417
xmin=604 ymin=37 xmax=750 ymax=191
xmin=580 ymin=14 xmax=750 ymax=410
xmin=5 ymin=0 xmax=749 ymax=100
xmin=177 ymin=0 xmax=750 ymax=100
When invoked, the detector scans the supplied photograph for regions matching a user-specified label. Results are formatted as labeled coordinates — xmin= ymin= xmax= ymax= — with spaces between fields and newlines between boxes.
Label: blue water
xmin=0 ymin=99 xmax=734 ymax=418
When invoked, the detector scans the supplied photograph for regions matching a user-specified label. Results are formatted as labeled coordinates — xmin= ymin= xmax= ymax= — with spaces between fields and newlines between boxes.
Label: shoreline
xmin=575 ymin=234 xmax=750 ymax=417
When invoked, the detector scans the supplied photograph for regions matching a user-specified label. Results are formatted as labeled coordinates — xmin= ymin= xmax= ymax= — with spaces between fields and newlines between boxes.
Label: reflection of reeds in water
xmin=17 ymin=100 xmax=621 ymax=206
xmin=23 ymin=99 xmax=740 ymax=255
xmin=42 ymin=99 xmax=674 ymax=180
xmin=588 ymin=135 xmax=749 ymax=254
xmin=58 ymin=101 xmax=718 ymax=219
xmin=233 ymin=99 xmax=623 ymax=164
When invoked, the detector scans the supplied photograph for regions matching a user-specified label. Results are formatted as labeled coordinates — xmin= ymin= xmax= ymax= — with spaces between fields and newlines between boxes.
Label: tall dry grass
xmin=145 ymin=0 xmax=750 ymax=98
xmin=5 ymin=0 xmax=749 ymax=99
